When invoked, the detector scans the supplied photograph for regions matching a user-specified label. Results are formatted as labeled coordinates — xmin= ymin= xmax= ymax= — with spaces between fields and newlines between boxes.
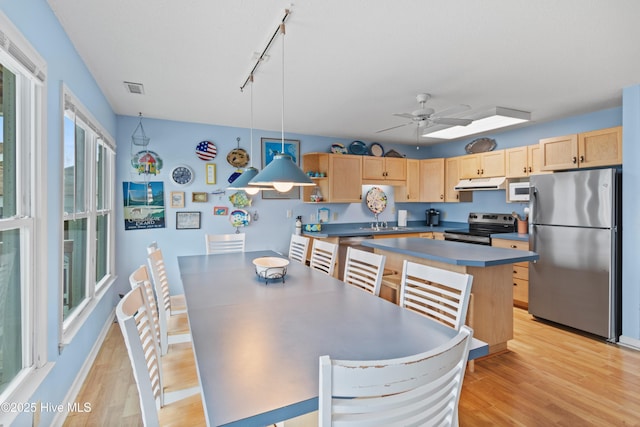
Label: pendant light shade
xmin=248 ymin=153 xmax=314 ymax=192
xmin=227 ymin=167 xmax=261 ymax=195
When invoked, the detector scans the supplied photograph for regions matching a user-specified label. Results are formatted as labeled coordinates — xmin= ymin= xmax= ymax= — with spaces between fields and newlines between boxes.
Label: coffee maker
xmin=426 ymin=209 xmax=440 ymax=226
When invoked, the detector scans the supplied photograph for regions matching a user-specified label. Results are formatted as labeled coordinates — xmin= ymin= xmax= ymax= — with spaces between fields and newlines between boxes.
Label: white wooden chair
xmin=399 ymin=260 xmax=473 ymax=331
xmin=145 ymin=248 xmax=187 ymax=314
xmin=129 ymin=265 xmax=192 ymax=355
xmin=116 ymin=286 xmax=205 ymax=427
xmin=288 ymin=234 xmax=310 ymax=264
xmin=147 ymin=251 xmax=191 ymax=355
xmin=147 ymin=241 xmax=159 ymax=254
xmin=309 ymin=239 xmax=338 ymax=277
xmin=342 ymin=247 xmax=386 ymax=296
xmin=318 ymin=325 xmax=473 ymax=427
xmin=204 ymin=233 xmax=246 ymax=254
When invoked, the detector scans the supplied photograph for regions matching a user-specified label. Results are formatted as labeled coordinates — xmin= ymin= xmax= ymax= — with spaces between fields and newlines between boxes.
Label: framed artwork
xmin=206 ymin=163 xmax=216 ymax=184
xmin=122 ymin=181 xmax=166 ymax=230
xmin=261 ymin=137 xmax=301 ymax=199
xmin=176 ymin=211 xmax=201 ymax=229
xmin=213 ymin=206 xmax=228 ymax=215
xmin=192 ymin=192 xmax=208 ymax=203
xmin=170 ymin=191 xmax=185 ymax=208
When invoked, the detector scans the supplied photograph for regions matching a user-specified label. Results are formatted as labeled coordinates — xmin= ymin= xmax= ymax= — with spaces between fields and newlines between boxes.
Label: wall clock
xmin=170 ymin=165 xmax=194 ymax=186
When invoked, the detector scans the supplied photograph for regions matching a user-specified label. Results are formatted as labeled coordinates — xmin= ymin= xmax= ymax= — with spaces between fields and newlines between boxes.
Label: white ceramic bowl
xmin=252 ymin=257 xmax=290 ymax=278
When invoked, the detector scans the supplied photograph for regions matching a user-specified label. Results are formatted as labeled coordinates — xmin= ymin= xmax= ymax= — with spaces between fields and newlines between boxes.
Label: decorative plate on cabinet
xmin=369 ymin=142 xmax=384 ymax=157
xmin=349 ymin=140 xmax=369 ymax=155
xmin=465 ymin=137 xmax=496 ymax=154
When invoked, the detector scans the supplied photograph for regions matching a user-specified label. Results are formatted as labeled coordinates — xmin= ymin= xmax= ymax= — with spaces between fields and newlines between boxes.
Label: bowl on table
xmin=253 ymin=257 xmax=289 ymax=284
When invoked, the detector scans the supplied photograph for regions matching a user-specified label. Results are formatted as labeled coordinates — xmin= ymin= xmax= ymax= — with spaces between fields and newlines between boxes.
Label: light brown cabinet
xmin=419 ymin=158 xmax=445 ymax=202
xmin=420 ymin=231 xmax=445 ymax=240
xmin=492 ymin=238 xmax=529 ymax=309
xmin=395 ymin=159 xmax=420 ymax=202
xmin=444 ymin=156 xmax=472 ymax=203
xmin=459 ymin=150 xmax=505 ymax=179
xmin=302 ymin=153 xmax=362 ymax=203
xmin=540 ymin=126 xmax=622 ymax=171
xmin=362 ymin=157 xmax=406 ymax=184
xmin=505 ymin=144 xmax=548 ymax=178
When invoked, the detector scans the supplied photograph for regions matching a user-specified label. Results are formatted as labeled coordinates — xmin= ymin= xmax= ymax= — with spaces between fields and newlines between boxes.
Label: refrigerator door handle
xmin=529 ymin=185 xmax=537 ymax=262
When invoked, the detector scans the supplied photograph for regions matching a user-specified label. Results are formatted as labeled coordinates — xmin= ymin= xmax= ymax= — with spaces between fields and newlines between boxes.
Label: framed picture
xmin=213 ymin=206 xmax=228 ymax=215
xmin=192 ymin=192 xmax=208 ymax=202
xmin=206 ymin=163 xmax=216 ymax=184
xmin=170 ymin=191 xmax=185 ymax=208
xmin=176 ymin=211 xmax=201 ymax=229
xmin=261 ymin=137 xmax=301 ymax=199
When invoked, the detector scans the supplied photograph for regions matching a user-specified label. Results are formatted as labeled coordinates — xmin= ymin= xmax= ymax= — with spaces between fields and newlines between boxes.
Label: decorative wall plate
xmin=226 ymin=147 xmax=249 ymax=167
xmin=365 ymin=186 xmax=388 ymax=214
xmin=195 ymin=140 xmax=218 ymax=160
xmin=131 ymin=150 xmax=163 ymax=175
xmin=228 ymin=191 xmax=252 ymax=207
xmin=465 ymin=137 xmax=496 ymax=154
xmin=349 ymin=140 xmax=369 ymax=155
xmin=229 ymin=209 xmax=251 ymax=227
xmin=369 ymin=142 xmax=384 ymax=157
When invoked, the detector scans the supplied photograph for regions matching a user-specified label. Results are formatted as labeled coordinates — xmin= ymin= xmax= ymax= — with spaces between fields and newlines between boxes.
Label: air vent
xmin=124 ymin=81 xmax=145 ymax=95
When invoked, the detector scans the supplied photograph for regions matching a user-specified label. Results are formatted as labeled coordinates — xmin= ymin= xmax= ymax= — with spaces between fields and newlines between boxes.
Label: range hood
xmin=454 ymin=176 xmax=507 ymax=191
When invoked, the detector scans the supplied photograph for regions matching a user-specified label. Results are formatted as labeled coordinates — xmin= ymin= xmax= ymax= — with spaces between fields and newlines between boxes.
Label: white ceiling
xmin=47 ymin=0 xmax=640 ymax=146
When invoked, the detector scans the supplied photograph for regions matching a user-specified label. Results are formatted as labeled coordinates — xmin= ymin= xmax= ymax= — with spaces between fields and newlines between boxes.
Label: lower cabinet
xmin=491 ymin=238 xmax=529 ymax=309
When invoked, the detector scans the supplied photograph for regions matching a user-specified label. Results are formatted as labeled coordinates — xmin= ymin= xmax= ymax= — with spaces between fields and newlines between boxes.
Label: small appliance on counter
xmin=426 ymin=209 xmax=440 ymax=226
xmin=398 ymin=209 xmax=408 ymax=227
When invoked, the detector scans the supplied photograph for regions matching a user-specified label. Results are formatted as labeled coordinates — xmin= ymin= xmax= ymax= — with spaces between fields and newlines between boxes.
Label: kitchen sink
xmin=358 ymin=226 xmax=412 ymax=232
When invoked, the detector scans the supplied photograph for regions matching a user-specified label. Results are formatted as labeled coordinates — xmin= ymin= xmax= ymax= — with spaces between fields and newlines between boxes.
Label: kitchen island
xmin=362 ymin=237 xmax=539 ymax=355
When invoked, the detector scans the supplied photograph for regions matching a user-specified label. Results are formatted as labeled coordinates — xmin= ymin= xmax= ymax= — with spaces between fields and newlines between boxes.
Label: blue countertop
xmin=302 ymin=220 xmax=465 ymax=238
xmin=362 ymin=237 xmax=539 ymax=267
xmin=491 ymin=232 xmax=530 ymax=242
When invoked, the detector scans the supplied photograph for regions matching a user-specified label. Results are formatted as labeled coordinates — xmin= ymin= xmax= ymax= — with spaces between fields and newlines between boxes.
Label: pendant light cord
xmin=250 ymin=75 xmax=254 ymax=166
xmin=280 ymin=23 xmax=286 ymax=153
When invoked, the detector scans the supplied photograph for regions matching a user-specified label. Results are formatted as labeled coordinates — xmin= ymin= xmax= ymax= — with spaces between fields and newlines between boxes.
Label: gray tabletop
xmin=363 ymin=237 xmax=539 ymax=267
xmin=178 ymin=250 xmax=488 ymax=426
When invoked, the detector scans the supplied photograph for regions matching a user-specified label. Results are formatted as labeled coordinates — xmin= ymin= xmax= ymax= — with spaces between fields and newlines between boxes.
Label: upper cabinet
xmin=540 ymin=126 xmax=622 ymax=171
xmin=362 ymin=157 xmax=406 ymax=184
xmin=459 ymin=149 xmax=506 ymax=179
xmin=395 ymin=159 xmax=420 ymax=202
xmin=505 ymin=144 xmax=547 ymax=178
xmin=419 ymin=158 xmax=445 ymax=202
xmin=445 ymin=156 xmax=473 ymax=203
xmin=302 ymin=153 xmax=362 ymax=203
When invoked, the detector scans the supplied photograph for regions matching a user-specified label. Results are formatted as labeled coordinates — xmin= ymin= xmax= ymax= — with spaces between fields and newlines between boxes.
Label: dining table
xmin=178 ymin=250 xmax=488 ymax=426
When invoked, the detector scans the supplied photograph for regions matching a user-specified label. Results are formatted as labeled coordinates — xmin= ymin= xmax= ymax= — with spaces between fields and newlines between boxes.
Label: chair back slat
xmin=117 ymin=286 xmax=164 ymax=426
xmin=399 ymin=260 xmax=473 ymax=331
xmin=310 ymin=240 xmax=338 ymax=276
xmin=343 ymin=247 xmax=386 ymax=296
xmin=205 ymin=233 xmax=246 ymax=254
xmin=129 ymin=265 xmax=163 ymax=350
xmin=288 ymin=234 xmax=310 ymax=264
xmin=319 ymin=326 xmax=473 ymax=427
xmin=147 ymin=250 xmax=173 ymax=354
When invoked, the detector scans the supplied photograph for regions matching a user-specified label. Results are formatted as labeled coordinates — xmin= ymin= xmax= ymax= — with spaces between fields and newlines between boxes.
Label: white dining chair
xmin=309 ymin=239 xmax=338 ymax=277
xmin=147 ymin=241 xmax=159 ymax=254
xmin=204 ymin=233 xmax=246 ymax=254
xmin=116 ymin=285 xmax=205 ymax=426
xmin=399 ymin=260 xmax=473 ymax=331
xmin=129 ymin=265 xmax=192 ymax=355
xmin=288 ymin=234 xmax=310 ymax=264
xmin=318 ymin=325 xmax=473 ymax=427
xmin=342 ymin=247 xmax=386 ymax=296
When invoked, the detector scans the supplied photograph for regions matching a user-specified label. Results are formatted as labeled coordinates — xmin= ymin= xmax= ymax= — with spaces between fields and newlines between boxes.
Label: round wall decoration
xmin=170 ymin=165 xmax=194 ymax=185
xmin=365 ymin=186 xmax=388 ymax=214
xmin=226 ymin=148 xmax=249 ymax=167
xmin=131 ymin=150 xmax=163 ymax=175
xmin=195 ymin=140 xmax=218 ymax=161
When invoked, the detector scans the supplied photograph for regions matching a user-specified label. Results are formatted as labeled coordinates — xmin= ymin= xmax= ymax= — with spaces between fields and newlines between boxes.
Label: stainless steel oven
xmin=444 ymin=213 xmax=516 ymax=245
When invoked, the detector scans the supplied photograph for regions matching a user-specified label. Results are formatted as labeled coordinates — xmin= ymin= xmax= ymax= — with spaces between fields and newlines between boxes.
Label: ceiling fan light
xmin=422 ymin=107 xmax=530 ymax=139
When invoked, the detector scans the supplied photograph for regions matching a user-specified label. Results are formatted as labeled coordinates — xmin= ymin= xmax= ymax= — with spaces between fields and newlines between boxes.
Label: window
xmin=62 ymin=88 xmax=115 ymax=328
xmin=0 ymin=15 xmax=46 ymax=400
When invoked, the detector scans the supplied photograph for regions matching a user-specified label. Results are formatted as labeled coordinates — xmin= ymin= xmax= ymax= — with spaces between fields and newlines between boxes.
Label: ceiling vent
xmin=124 ymin=81 xmax=145 ymax=95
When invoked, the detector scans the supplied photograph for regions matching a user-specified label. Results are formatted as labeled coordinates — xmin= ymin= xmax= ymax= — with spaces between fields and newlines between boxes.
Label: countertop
xmin=301 ymin=220 xmax=464 ymax=238
xmin=362 ymin=237 xmax=539 ymax=267
xmin=491 ymin=232 xmax=530 ymax=242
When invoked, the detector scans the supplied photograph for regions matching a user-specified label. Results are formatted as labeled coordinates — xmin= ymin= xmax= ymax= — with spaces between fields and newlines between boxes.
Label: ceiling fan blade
xmin=432 ymin=104 xmax=471 ymax=118
xmin=375 ymin=122 xmax=412 ymax=133
xmin=432 ymin=117 xmax=473 ymax=126
xmin=392 ymin=113 xmax=415 ymax=119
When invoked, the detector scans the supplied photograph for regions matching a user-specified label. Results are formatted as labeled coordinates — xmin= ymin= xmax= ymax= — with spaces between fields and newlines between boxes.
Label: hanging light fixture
xmin=248 ymin=12 xmax=314 ymax=193
xmin=227 ymin=75 xmax=271 ymax=195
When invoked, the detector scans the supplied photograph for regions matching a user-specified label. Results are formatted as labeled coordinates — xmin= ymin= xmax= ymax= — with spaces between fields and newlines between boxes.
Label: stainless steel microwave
xmin=509 ymin=181 xmax=530 ymax=201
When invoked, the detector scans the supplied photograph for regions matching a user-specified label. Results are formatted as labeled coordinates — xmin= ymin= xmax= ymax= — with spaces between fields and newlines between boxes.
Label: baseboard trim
xmin=51 ymin=309 xmax=116 ymax=427
xmin=618 ymin=334 xmax=640 ymax=351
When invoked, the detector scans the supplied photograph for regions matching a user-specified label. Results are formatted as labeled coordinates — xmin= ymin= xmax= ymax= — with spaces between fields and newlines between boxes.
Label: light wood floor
xmin=64 ymin=309 xmax=640 ymax=426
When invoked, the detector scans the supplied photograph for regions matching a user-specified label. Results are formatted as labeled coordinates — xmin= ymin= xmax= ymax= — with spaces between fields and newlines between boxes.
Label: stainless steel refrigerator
xmin=529 ymin=168 xmax=621 ymax=341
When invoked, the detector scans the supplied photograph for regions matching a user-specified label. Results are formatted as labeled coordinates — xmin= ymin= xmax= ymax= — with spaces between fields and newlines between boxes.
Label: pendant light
xmin=248 ymin=20 xmax=314 ymax=193
xmin=228 ymin=76 xmax=270 ymax=195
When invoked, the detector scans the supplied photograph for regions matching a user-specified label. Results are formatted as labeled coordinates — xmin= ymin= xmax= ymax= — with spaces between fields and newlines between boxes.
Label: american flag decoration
xmin=195 ymin=140 xmax=217 ymax=161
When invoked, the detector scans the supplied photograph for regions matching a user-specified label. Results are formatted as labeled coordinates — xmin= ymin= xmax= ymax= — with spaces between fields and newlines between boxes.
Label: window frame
xmin=0 ymin=10 xmax=48 ymax=417
xmin=60 ymin=85 xmax=116 ymax=343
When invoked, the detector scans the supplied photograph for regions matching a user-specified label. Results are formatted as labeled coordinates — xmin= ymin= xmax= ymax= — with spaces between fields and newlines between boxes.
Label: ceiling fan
xmin=376 ymin=93 xmax=473 ymax=134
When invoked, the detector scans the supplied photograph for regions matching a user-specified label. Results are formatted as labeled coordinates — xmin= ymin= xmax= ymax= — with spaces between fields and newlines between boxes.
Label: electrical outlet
xmin=286 ymin=209 xmax=292 ymax=218
xmin=441 ymin=211 xmax=447 ymax=219
xmin=391 ymin=206 xmax=396 ymax=214
xmin=332 ymin=212 xmax=338 ymax=221
xmin=310 ymin=214 xmax=316 ymax=222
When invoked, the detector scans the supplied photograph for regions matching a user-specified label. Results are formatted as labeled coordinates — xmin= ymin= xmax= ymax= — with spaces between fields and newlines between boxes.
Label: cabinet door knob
xmin=579 ymin=155 xmax=585 ymax=163
xmin=572 ymin=156 xmax=577 ymax=164
xmin=477 ymin=169 xmax=480 ymax=175
xmin=523 ymin=167 xmax=527 ymax=173
xmin=481 ymin=169 xmax=484 ymax=175
xmin=440 ymin=194 xmax=444 ymax=199
xmin=528 ymin=166 xmax=532 ymax=173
